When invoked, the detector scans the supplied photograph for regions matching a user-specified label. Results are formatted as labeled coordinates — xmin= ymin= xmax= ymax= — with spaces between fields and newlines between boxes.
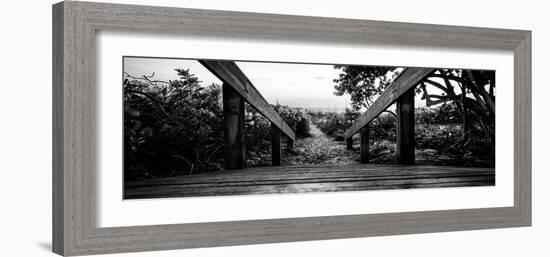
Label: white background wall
xmin=0 ymin=0 xmax=547 ymax=256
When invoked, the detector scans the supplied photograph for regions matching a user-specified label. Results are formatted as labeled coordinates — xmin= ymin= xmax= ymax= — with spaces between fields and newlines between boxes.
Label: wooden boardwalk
xmin=124 ymin=164 xmax=495 ymax=199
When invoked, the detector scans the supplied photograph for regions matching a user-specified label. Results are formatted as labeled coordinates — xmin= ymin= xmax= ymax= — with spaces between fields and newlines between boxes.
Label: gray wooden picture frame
xmin=52 ymin=1 xmax=531 ymax=256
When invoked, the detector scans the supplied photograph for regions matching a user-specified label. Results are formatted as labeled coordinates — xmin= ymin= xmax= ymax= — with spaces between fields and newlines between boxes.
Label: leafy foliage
xmin=244 ymin=104 xmax=272 ymax=155
xmin=309 ymin=108 xmax=359 ymax=140
xmin=310 ymin=104 xmax=494 ymax=167
xmin=123 ymin=63 xmax=497 ymax=179
xmin=124 ymin=69 xmax=312 ymax=180
xmin=274 ymin=104 xmax=312 ymax=138
xmin=415 ymin=103 xmax=462 ymax=125
xmin=370 ymin=113 xmax=397 ymax=141
xmin=333 ymin=66 xmax=399 ymax=111
xmin=124 ymin=69 xmax=224 ymax=181
xmin=334 ymin=66 xmax=495 ymax=147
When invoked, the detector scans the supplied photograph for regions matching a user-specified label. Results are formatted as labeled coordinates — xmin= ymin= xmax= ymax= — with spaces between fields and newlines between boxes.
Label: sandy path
xmin=283 ymin=124 xmax=359 ymax=165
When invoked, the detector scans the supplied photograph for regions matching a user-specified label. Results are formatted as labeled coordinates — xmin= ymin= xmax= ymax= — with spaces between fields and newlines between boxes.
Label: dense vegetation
xmin=244 ymin=104 xmax=312 ymax=167
xmin=309 ymin=102 xmax=493 ymax=167
xmin=333 ymin=67 xmax=495 ymax=146
xmin=124 ymin=64 xmax=496 ymax=181
xmin=123 ymin=69 xmax=311 ymax=181
xmin=274 ymin=105 xmax=312 ymax=139
xmin=309 ymin=108 xmax=359 ymax=140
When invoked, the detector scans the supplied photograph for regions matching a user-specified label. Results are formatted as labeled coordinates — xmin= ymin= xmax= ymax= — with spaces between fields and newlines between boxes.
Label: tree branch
xmin=466 ymin=70 xmax=495 ymax=116
xmin=125 ymin=85 xmax=172 ymax=119
xmin=124 ymin=72 xmax=171 ymax=85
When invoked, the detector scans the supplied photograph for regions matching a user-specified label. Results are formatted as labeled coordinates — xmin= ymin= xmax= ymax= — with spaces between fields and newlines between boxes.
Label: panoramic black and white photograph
xmin=123 ymin=57 xmax=496 ymax=199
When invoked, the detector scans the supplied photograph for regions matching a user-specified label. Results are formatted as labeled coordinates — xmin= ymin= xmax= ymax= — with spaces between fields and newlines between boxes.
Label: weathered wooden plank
xmin=127 ymin=172 xmax=494 ymax=188
xmin=343 ymin=68 xmax=433 ymax=139
xmin=126 ymin=164 xmax=495 ymax=186
xmin=396 ymin=88 xmax=415 ymax=164
xmin=126 ymin=178 xmax=495 ymax=198
xmin=125 ymin=164 xmax=495 ymax=198
xmin=232 ymin=163 xmax=493 ymax=173
xmin=223 ymin=83 xmax=246 ymax=169
xmin=271 ymin=123 xmax=281 ymax=166
xmin=199 ymin=60 xmax=296 ymax=140
xmin=125 ymin=175 xmax=494 ymax=199
xmin=127 ymin=172 xmax=496 ymax=189
xmin=126 ymin=180 xmax=494 ymax=199
xmin=360 ymin=126 xmax=369 ymax=163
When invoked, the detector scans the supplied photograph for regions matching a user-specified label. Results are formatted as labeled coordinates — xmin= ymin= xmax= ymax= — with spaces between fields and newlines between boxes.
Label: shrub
xmin=123 ymin=69 xmax=311 ymax=180
xmin=370 ymin=113 xmax=396 ymax=142
xmin=124 ymin=69 xmax=224 ymax=181
xmin=311 ymin=108 xmax=358 ymax=140
xmin=244 ymin=104 xmax=272 ymax=154
xmin=273 ymin=104 xmax=312 ymax=138
xmin=415 ymin=124 xmax=461 ymax=150
xmin=416 ymin=103 xmax=462 ymax=125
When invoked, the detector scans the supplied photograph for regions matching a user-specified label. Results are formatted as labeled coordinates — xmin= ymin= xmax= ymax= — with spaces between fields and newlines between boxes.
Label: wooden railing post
xmin=342 ymin=68 xmax=432 ymax=139
xmin=223 ymin=83 xmax=245 ymax=169
xmin=346 ymin=137 xmax=353 ymax=150
xmin=396 ymin=87 xmax=415 ymax=164
xmin=199 ymin=60 xmax=296 ymax=141
xmin=271 ymin=123 xmax=281 ymax=166
xmin=360 ymin=126 xmax=370 ymax=163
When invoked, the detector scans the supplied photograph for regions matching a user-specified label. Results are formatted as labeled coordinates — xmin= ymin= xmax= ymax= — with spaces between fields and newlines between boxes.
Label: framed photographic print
xmin=52 ymin=1 xmax=531 ymax=256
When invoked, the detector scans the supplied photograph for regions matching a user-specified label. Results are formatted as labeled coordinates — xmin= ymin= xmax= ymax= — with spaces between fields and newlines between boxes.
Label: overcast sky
xmin=124 ymin=57 xmax=350 ymax=110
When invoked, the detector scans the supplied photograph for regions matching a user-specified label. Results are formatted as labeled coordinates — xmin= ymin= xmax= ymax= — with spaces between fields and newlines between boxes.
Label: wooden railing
xmin=199 ymin=60 xmax=296 ymax=169
xmin=344 ymin=68 xmax=434 ymax=164
xmin=197 ymin=61 xmax=433 ymax=169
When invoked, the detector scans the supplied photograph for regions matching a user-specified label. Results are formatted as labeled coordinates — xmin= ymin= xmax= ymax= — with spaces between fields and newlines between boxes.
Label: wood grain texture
xmin=52 ymin=2 xmax=66 ymax=254
xmin=360 ymin=127 xmax=369 ymax=163
xmin=124 ymin=164 xmax=494 ymax=199
xmin=223 ymin=83 xmax=246 ymax=169
xmin=513 ymin=32 xmax=532 ymax=225
xmin=396 ymin=88 xmax=415 ymax=164
xmin=52 ymin=1 xmax=531 ymax=256
xmin=343 ymin=68 xmax=432 ymax=139
xmin=200 ymin=60 xmax=296 ymax=140
xmin=69 ymin=1 xmax=528 ymax=50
